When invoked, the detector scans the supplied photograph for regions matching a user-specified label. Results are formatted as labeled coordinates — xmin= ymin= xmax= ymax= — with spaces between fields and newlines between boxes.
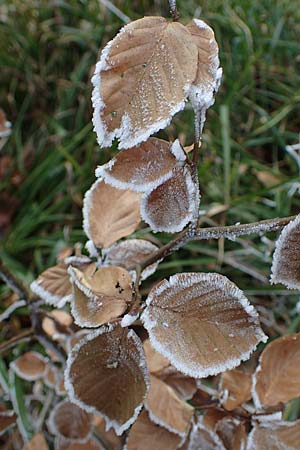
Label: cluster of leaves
xmin=1 ymin=3 xmax=300 ymax=450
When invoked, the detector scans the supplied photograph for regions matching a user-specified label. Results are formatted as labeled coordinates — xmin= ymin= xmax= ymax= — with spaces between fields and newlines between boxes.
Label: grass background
xmin=1 ymin=0 xmax=300 ymax=335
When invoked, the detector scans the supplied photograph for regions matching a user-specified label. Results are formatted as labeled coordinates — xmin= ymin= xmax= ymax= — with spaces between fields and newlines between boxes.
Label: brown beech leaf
xmin=44 ymin=365 xmax=59 ymax=389
xmin=94 ymin=415 xmax=122 ymax=450
xmin=186 ymin=19 xmax=222 ymax=123
xmin=161 ymin=368 xmax=197 ymax=401
xmin=188 ymin=418 xmax=226 ymax=450
xmin=215 ymin=417 xmax=247 ymax=450
xmin=42 ymin=310 xmax=73 ymax=339
xmin=69 ymin=265 xmax=132 ymax=327
xmin=11 ymin=351 xmax=47 ymax=381
xmin=96 ymin=138 xmax=186 ymax=193
xmin=145 ymin=375 xmax=194 ymax=438
xmin=219 ymin=369 xmax=252 ymax=411
xmin=55 ymin=438 xmax=103 ymax=450
xmin=125 ymin=410 xmax=182 ymax=450
xmin=143 ymin=339 xmax=170 ymax=374
xmin=141 ymin=166 xmax=198 ymax=233
xmin=92 ymin=17 xmax=198 ymax=149
xmin=30 ymin=257 xmax=93 ymax=307
xmin=247 ymin=420 xmax=300 ymax=450
xmin=252 ymin=334 xmax=300 ymax=408
xmin=83 ymin=179 xmax=141 ymax=248
xmin=142 ymin=273 xmax=267 ymax=378
xmin=48 ymin=400 xmax=92 ymax=442
xmin=65 ymin=325 xmax=149 ymax=435
xmin=270 ymin=215 xmax=300 ymax=289
xmin=103 ymin=239 xmax=159 ymax=281
xmin=0 ymin=410 xmax=17 ymax=434
xmin=23 ymin=433 xmax=48 ymax=450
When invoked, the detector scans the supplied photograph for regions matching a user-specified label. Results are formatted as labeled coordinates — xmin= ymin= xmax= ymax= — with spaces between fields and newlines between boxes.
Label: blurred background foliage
xmin=1 ymin=0 xmax=300 ymax=334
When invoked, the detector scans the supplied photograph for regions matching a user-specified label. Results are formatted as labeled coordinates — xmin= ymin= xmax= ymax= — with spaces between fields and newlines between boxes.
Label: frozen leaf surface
xmin=219 ymin=369 xmax=252 ymax=411
xmin=141 ymin=166 xmax=198 ymax=233
xmin=69 ymin=265 xmax=132 ymax=327
xmin=92 ymin=17 xmax=198 ymax=149
xmin=83 ymin=179 xmax=141 ymax=249
xmin=270 ymin=215 xmax=300 ymax=289
xmin=65 ymin=325 xmax=149 ymax=435
xmin=125 ymin=410 xmax=182 ymax=450
xmin=215 ymin=417 xmax=247 ymax=450
xmin=252 ymin=334 xmax=300 ymax=408
xmin=96 ymin=138 xmax=184 ymax=193
xmin=11 ymin=351 xmax=47 ymax=381
xmin=48 ymin=400 xmax=92 ymax=442
xmin=188 ymin=418 xmax=226 ymax=450
xmin=142 ymin=273 xmax=267 ymax=378
xmin=145 ymin=375 xmax=194 ymax=438
xmin=246 ymin=420 xmax=300 ymax=450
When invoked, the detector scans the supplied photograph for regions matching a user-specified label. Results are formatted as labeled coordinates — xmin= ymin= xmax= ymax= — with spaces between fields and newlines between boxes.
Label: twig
xmin=168 ymin=0 xmax=179 ymax=21
xmin=0 ymin=261 xmax=32 ymax=300
xmin=136 ymin=215 xmax=296 ymax=270
xmin=0 ymin=329 xmax=34 ymax=354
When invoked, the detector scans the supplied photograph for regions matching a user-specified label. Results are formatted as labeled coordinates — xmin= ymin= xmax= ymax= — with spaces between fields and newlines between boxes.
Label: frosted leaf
xmin=252 ymin=334 xmax=300 ymax=409
xmin=186 ymin=19 xmax=222 ymax=128
xmin=64 ymin=325 xmax=149 ymax=435
xmin=125 ymin=410 xmax=182 ymax=450
xmin=42 ymin=310 xmax=73 ymax=340
xmin=10 ymin=351 xmax=48 ymax=381
xmin=30 ymin=258 xmax=94 ymax=307
xmin=96 ymin=138 xmax=183 ymax=193
xmin=69 ymin=265 xmax=132 ymax=328
xmin=0 ymin=410 xmax=17 ymax=435
xmin=246 ymin=420 xmax=300 ymax=450
xmin=103 ymin=239 xmax=159 ymax=281
xmin=188 ymin=418 xmax=226 ymax=450
xmin=121 ymin=312 xmax=139 ymax=327
xmin=55 ymin=438 xmax=104 ymax=450
xmin=23 ymin=433 xmax=48 ymax=450
xmin=92 ymin=17 xmax=198 ymax=149
xmin=270 ymin=215 xmax=300 ymax=289
xmin=215 ymin=417 xmax=247 ymax=450
xmin=83 ymin=179 xmax=141 ymax=249
xmin=94 ymin=415 xmax=122 ymax=450
xmin=144 ymin=375 xmax=194 ymax=438
xmin=142 ymin=272 xmax=267 ymax=378
xmin=141 ymin=166 xmax=198 ymax=233
xmin=219 ymin=369 xmax=252 ymax=411
xmin=48 ymin=400 xmax=92 ymax=442
xmin=160 ymin=367 xmax=197 ymax=401
xmin=44 ymin=364 xmax=59 ymax=389
xmin=143 ymin=338 xmax=170 ymax=374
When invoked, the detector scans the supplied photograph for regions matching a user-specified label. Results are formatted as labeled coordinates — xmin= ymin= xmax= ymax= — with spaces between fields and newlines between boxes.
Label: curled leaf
xmin=64 ymin=325 xmax=149 ymax=435
xmin=83 ymin=179 xmax=141 ymax=249
xmin=270 ymin=215 xmax=300 ymax=289
xmin=247 ymin=420 xmax=300 ymax=450
xmin=142 ymin=273 xmax=267 ymax=378
xmin=160 ymin=368 xmax=197 ymax=401
xmin=96 ymin=138 xmax=185 ymax=193
xmin=42 ymin=310 xmax=73 ymax=339
xmin=11 ymin=351 xmax=47 ymax=381
xmin=125 ymin=410 xmax=182 ymax=450
xmin=252 ymin=334 xmax=300 ymax=408
xmin=48 ymin=400 xmax=92 ymax=442
xmin=141 ymin=166 xmax=198 ymax=233
xmin=92 ymin=17 xmax=198 ymax=149
xmin=219 ymin=369 xmax=252 ymax=411
xmin=69 ymin=265 xmax=132 ymax=327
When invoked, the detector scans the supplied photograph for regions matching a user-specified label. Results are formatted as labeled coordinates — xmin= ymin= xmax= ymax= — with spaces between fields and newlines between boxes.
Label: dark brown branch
xmin=0 ymin=329 xmax=34 ymax=354
xmin=0 ymin=261 xmax=32 ymax=300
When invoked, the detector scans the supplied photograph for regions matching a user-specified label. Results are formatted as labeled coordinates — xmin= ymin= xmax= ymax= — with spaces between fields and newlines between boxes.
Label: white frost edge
xmin=82 ymin=178 xmax=101 ymax=243
xmin=64 ymin=325 xmax=150 ymax=436
xmin=270 ymin=214 xmax=300 ymax=289
xmin=44 ymin=365 xmax=59 ymax=389
xmin=30 ymin=280 xmax=72 ymax=308
xmin=188 ymin=417 xmax=226 ymax=450
xmin=141 ymin=272 xmax=268 ymax=379
xmin=85 ymin=239 xmax=101 ymax=260
xmin=47 ymin=399 xmax=93 ymax=444
xmin=144 ymin=402 xmax=188 ymax=439
xmin=10 ymin=352 xmax=48 ymax=382
xmin=0 ymin=299 xmax=26 ymax=322
xmin=91 ymin=24 xmax=192 ymax=150
xmin=140 ymin=166 xmax=198 ymax=233
xmin=246 ymin=420 xmax=297 ymax=450
xmin=64 ymin=256 xmax=91 ymax=265
xmin=251 ymin=363 xmax=263 ymax=410
xmin=170 ymin=139 xmax=186 ymax=162
xmin=252 ymin=412 xmax=282 ymax=422
xmin=121 ymin=313 xmax=139 ymax=327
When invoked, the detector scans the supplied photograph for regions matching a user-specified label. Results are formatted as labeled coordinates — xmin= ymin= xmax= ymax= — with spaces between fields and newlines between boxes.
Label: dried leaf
xmin=92 ymin=17 xmax=198 ymax=149
xmin=0 ymin=410 xmax=17 ymax=435
xmin=125 ymin=410 xmax=182 ymax=450
xmin=103 ymin=239 xmax=159 ymax=281
xmin=69 ymin=265 xmax=132 ymax=327
xmin=215 ymin=417 xmax=247 ymax=450
xmin=145 ymin=375 xmax=194 ymax=438
xmin=247 ymin=420 xmax=300 ymax=450
xmin=96 ymin=138 xmax=185 ymax=193
xmin=252 ymin=334 xmax=300 ymax=408
xmin=188 ymin=418 xmax=226 ymax=450
xmin=94 ymin=415 xmax=122 ymax=450
xmin=65 ymin=325 xmax=149 ymax=435
xmin=11 ymin=351 xmax=47 ymax=381
xmin=270 ymin=215 xmax=300 ymax=289
xmin=23 ymin=433 xmax=48 ymax=450
xmin=186 ymin=19 xmax=222 ymax=122
xmin=161 ymin=368 xmax=197 ymax=401
xmin=141 ymin=166 xmax=198 ymax=233
xmin=30 ymin=257 xmax=93 ymax=307
xmin=55 ymin=437 xmax=103 ymax=450
xmin=83 ymin=179 xmax=141 ymax=249
xmin=219 ymin=369 xmax=252 ymax=411
xmin=42 ymin=310 xmax=73 ymax=339
xmin=142 ymin=273 xmax=267 ymax=378
xmin=48 ymin=400 xmax=92 ymax=442
xmin=143 ymin=338 xmax=170 ymax=374
xmin=45 ymin=365 xmax=59 ymax=389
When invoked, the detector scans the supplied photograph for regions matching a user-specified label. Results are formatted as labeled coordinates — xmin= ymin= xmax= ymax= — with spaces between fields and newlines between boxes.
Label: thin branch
xmin=168 ymin=0 xmax=179 ymax=21
xmin=0 ymin=261 xmax=32 ymax=300
xmin=137 ymin=215 xmax=296 ymax=270
xmin=0 ymin=329 xmax=34 ymax=354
